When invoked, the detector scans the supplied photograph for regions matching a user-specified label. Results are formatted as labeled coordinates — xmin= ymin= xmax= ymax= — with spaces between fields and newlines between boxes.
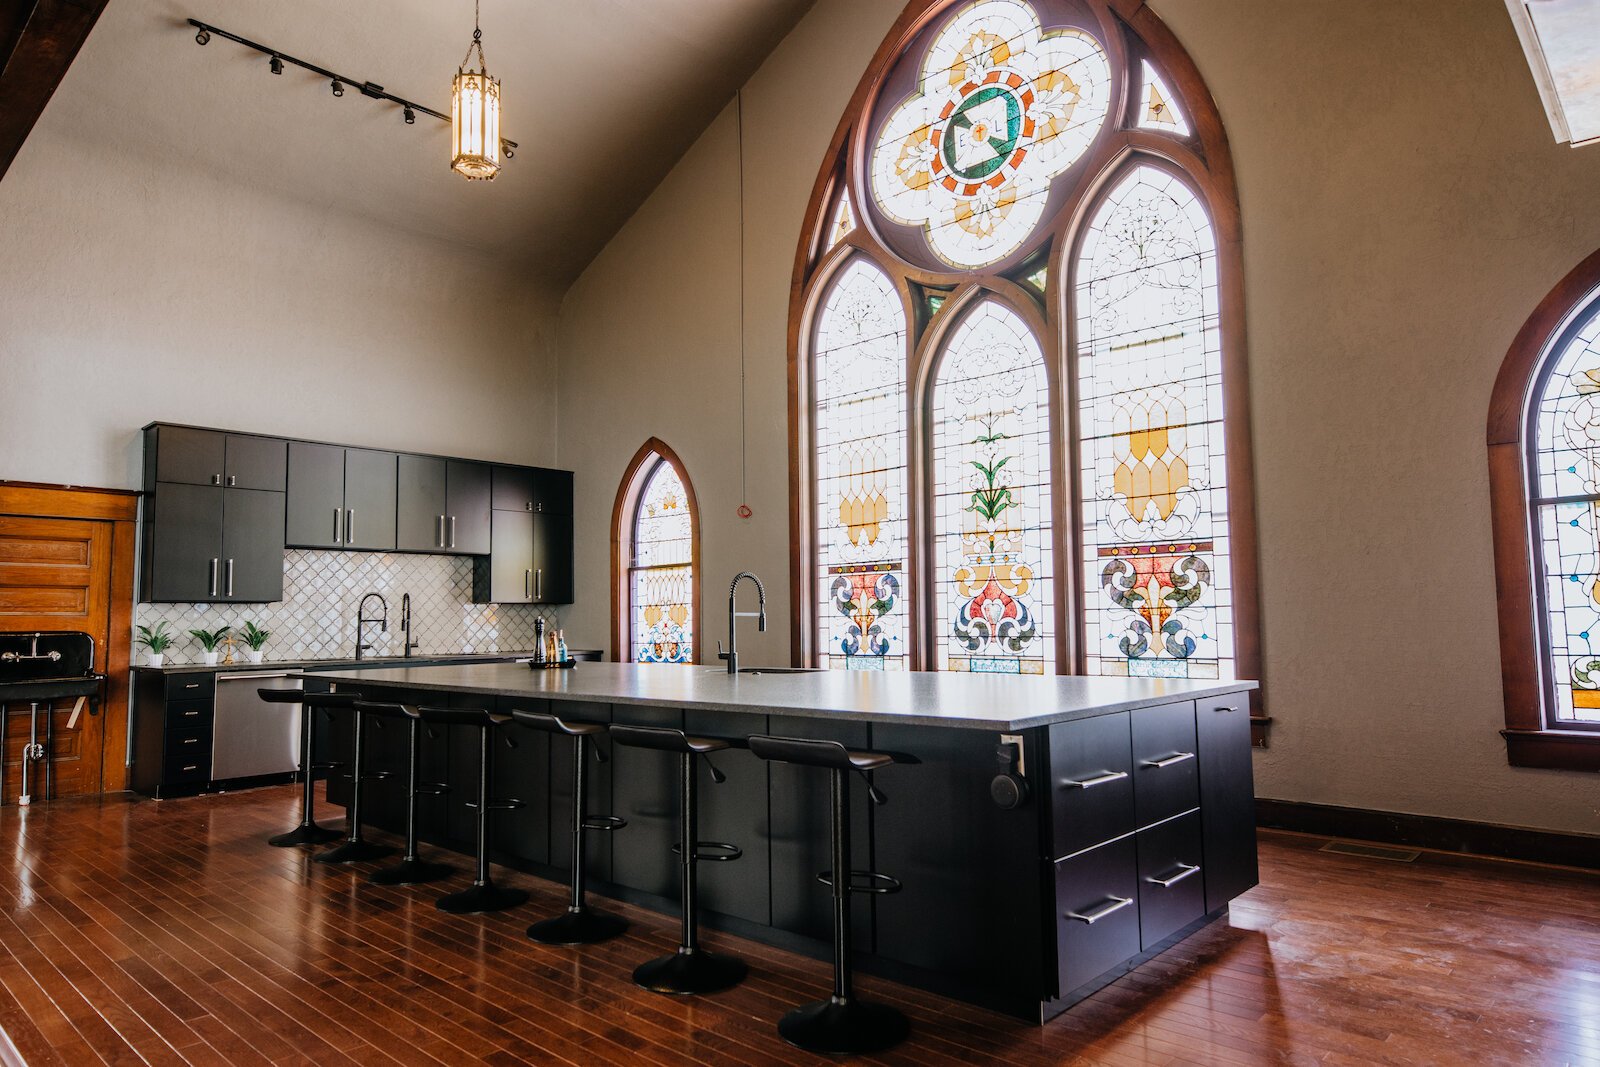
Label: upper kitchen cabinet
xmin=491 ymin=465 xmax=534 ymax=512
xmin=285 ymin=442 xmax=397 ymax=551
xmin=397 ymin=456 xmax=490 ymax=554
xmin=146 ymin=425 xmax=286 ymax=491
xmin=531 ymin=468 xmax=573 ymax=515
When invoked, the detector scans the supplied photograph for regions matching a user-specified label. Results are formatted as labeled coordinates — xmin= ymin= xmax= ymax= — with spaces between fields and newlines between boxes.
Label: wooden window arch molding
xmin=610 ymin=439 xmax=701 ymax=666
xmin=786 ymin=0 xmax=1266 ymax=727
xmin=1488 ymin=247 xmax=1600 ymax=770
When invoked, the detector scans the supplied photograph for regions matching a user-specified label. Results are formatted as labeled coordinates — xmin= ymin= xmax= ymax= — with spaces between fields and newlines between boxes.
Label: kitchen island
xmin=309 ymin=661 xmax=1259 ymax=1022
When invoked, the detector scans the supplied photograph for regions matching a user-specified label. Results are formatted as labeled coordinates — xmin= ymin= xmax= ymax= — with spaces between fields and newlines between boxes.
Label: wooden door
xmin=0 ymin=515 xmax=113 ymax=801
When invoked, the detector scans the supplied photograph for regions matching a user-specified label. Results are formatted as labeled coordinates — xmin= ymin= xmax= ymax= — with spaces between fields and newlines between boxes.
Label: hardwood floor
xmin=0 ymin=788 xmax=1595 ymax=1066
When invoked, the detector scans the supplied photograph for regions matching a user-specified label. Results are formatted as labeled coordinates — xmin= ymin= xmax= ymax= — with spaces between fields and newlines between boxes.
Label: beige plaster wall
xmin=556 ymin=0 xmax=1600 ymax=834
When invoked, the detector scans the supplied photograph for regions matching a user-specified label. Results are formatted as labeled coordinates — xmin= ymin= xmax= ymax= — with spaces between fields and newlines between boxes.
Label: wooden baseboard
xmin=1256 ymin=798 xmax=1600 ymax=871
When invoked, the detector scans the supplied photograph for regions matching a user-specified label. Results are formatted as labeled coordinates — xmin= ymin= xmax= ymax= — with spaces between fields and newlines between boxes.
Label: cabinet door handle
xmin=1060 ymin=769 xmax=1127 ymax=789
xmin=525 ymin=501 xmax=532 ymax=512
xmin=333 ymin=507 xmax=342 ymax=543
xmin=1065 ymin=896 xmax=1133 ymax=925
xmin=208 ymin=558 xmax=219 ymax=598
xmin=437 ymin=514 xmax=445 ymax=547
xmin=227 ymin=474 xmax=237 ymax=487
xmin=346 ymin=509 xmax=354 ymax=545
xmin=1146 ymin=863 xmax=1201 ymax=888
xmin=449 ymin=516 xmax=456 ymax=549
xmin=225 ymin=559 xmax=235 ymax=597
xmin=535 ymin=568 xmax=541 ymax=600
xmin=1213 ymin=705 xmax=1239 ymax=713
xmin=1141 ymin=751 xmax=1195 ymax=769
xmin=211 ymin=474 xmax=221 ymax=485
xmin=525 ymin=569 xmax=531 ymax=599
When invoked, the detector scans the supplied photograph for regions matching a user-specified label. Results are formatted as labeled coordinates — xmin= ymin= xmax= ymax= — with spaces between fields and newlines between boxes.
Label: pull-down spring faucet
xmin=718 ymin=572 xmax=766 ymax=675
xmin=355 ymin=592 xmax=387 ymax=660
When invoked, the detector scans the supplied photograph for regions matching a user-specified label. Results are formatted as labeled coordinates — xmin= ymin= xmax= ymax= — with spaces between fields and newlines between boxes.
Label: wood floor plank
xmin=0 ymin=790 xmax=1597 ymax=1067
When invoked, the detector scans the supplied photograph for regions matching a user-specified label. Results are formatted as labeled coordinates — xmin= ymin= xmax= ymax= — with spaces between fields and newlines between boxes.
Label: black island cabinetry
xmin=313 ymin=662 xmax=1260 ymax=1024
xmin=139 ymin=422 xmax=574 ymax=605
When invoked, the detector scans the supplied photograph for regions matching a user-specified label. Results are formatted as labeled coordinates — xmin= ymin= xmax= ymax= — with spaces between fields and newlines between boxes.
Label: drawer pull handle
xmin=183 ymin=683 xmax=199 ymax=689
xmin=181 ymin=765 xmax=198 ymax=772
xmin=182 ymin=710 xmax=199 ymax=717
xmin=1141 ymin=751 xmax=1195 ymax=769
xmin=1214 ymin=705 xmax=1238 ymax=713
xmin=1060 ymin=770 xmax=1128 ymax=790
xmin=181 ymin=738 xmax=198 ymax=745
xmin=1066 ymin=896 xmax=1134 ymax=925
xmin=1146 ymin=863 xmax=1201 ymax=888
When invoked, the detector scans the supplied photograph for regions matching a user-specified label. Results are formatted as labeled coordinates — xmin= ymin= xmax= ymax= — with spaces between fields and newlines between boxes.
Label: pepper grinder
xmin=533 ymin=617 xmax=547 ymax=665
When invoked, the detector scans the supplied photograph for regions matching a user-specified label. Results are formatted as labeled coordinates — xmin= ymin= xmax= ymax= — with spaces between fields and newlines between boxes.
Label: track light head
xmin=194 ymin=27 xmax=210 ymax=45
xmin=500 ymin=139 xmax=515 ymax=160
xmin=330 ymin=79 xmax=344 ymax=98
xmin=403 ymin=106 xmax=415 ymax=125
xmin=269 ymin=55 xmax=283 ymax=75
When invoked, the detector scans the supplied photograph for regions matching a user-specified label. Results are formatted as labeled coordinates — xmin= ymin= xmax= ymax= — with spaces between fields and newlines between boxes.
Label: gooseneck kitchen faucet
xmin=355 ymin=592 xmax=388 ymax=660
xmin=400 ymin=593 xmax=418 ymax=658
xmin=718 ymin=572 xmax=766 ymax=675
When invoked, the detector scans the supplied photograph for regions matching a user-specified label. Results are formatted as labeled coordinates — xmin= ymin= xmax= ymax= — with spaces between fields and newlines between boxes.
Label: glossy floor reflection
xmin=0 ymin=787 xmax=1595 ymax=1065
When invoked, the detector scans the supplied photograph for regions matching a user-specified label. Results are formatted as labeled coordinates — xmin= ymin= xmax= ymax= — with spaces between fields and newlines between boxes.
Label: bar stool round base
xmin=368 ymin=858 xmax=454 ymax=886
xmin=777 ymin=997 xmax=909 ymax=1055
xmin=527 ymin=907 xmax=628 ymax=946
xmin=313 ymin=840 xmax=394 ymax=865
xmin=267 ymin=823 xmax=343 ymax=848
xmin=633 ymin=949 xmax=747 ymax=995
xmin=436 ymin=882 xmax=529 ymax=915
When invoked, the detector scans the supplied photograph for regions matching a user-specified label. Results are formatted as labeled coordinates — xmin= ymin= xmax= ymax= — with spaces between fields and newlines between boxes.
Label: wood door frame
xmin=0 ymin=481 xmax=139 ymax=792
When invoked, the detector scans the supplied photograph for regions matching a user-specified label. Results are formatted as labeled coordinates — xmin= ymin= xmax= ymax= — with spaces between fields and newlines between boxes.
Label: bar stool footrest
xmin=670 ymin=840 xmax=743 ymax=862
xmin=415 ymin=781 xmax=451 ymax=797
xmin=582 ymin=814 xmax=627 ymax=831
xmin=816 ymin=869 xmax=901 ymax=894
xmin=463 ymin=798 xmax=525 ymax=811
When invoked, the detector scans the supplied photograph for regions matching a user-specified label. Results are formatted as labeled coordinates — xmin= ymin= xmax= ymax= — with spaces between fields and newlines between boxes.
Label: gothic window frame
xmin=787 ymin=0 xmax=1264 ymax=724
xmin=1488 ymin=248 xmax=1600 ymax=771
xmin=611 ymin=438 xmax=701 ymax=666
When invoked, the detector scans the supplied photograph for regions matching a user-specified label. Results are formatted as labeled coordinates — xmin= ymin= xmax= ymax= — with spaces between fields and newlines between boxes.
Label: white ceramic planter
xmin=202 ymin=651 xmax=219 ymax=666
xmin=147 ymin=653 xmax=165 ymax=667
xmin=245 ymin=650 xmax=264 ymax=664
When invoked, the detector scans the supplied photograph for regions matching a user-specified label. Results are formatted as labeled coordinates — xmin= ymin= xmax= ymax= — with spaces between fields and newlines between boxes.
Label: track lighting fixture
xmin=184 ymin=17 xmax=517 ymax=173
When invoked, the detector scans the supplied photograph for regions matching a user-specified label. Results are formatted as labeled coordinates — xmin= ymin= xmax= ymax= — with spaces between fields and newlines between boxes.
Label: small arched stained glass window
xmin=930 ymin=298 xmax=1055 ymax=674
xmin=630 ymin=458 xmax=694 ymax=664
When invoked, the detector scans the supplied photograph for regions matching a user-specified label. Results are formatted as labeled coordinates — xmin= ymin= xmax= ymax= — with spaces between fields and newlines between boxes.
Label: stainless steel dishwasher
xmin=212 ymin=672 xmax=301 ymax=781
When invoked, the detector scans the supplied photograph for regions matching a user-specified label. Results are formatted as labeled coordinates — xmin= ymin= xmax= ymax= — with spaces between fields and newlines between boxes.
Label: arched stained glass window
xmin=1531 ymin=292 xmax=1600 ymax=724
xmin=932 ymin=299 xmax=1055 ymax=673
xmin=612 ymin=441 xmax=698 ymax=665
xmin=1076 ymin=165 xmax=1230 ymax=679
xmin=813 ymin=259 xmax=910 ymax=669
xmin=793 ymin=0 xmax=1258 ymax=697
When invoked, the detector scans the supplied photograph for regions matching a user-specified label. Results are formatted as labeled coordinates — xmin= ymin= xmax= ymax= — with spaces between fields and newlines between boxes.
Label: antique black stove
xmin=0 ymin=631 xmax=103 ymax=805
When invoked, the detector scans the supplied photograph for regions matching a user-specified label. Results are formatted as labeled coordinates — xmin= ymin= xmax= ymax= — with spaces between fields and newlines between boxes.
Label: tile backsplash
xmin=135 ymin=550 xmax=559 ymax=664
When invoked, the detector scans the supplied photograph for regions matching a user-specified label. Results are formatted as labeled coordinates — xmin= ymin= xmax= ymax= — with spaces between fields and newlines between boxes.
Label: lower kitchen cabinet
xmin=1197 ymin=694 xmax=1259 ymax=912
xmin=1055 ymin=835 xmax=1141 ymax=998
xmin=130 ymin=672 xmax=217 ymax=798
xmin=1135 ymin=811 xmax=1206 ymax=949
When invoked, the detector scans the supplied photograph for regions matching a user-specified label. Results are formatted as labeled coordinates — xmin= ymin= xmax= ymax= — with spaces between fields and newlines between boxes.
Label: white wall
xmin=555 ymin=0 xmax=1600 ymax=835
xmin=0 ymin=121 xmax=560 ymax=489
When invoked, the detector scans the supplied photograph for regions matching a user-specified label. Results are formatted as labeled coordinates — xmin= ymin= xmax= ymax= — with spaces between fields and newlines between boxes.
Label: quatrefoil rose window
xmin=870 ymin=0 xmax=1111 ymax=269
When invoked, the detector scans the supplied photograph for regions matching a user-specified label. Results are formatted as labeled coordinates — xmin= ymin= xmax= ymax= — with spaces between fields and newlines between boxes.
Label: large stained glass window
xmin=870 ymin=0 xmax=1111 ymax=270
xmin=629 ymin=456 xmax=695 ymax=664
xmin=1075 ymin=165 xmax=1230 ymax=679
xmin=931 ymin=299 xmax=1055 ymax=673
xmin=1532 ymin=292 xmax=1600 ymax=724
xmin=814 ymin=259 xmax=910 ymax=669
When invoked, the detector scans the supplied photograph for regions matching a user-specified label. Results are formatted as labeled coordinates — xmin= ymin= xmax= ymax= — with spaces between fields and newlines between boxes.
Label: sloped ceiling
xmin=31 ymin=0 xmax=815 ymax=286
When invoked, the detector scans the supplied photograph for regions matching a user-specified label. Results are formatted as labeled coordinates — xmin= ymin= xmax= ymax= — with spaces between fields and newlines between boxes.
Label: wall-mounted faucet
xmin=400 ymin=593 xmax=418 ymax=658
xmin=717 ymin=571 xmax=766 ymax=675
xmin=355 ymin=592 xmax=388 ymax=660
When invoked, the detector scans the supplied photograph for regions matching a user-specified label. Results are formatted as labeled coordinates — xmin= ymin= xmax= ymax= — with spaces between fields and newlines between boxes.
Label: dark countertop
xmin=131 ymin=651 xmax=598 ymax=675
xmin=310 ymin=660 xmax=1258 ymax=731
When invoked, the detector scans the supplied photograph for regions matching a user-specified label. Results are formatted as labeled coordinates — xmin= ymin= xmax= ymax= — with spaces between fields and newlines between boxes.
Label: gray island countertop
xmin=308 ymin=660 xmax=1258 ymax=731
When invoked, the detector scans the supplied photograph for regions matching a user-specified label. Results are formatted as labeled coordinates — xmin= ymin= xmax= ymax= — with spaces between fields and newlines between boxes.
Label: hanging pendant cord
xmin=737 ymin=88 xmax=747 ymax=509
xmin=461 ymin=0 xmax=488 ymax=72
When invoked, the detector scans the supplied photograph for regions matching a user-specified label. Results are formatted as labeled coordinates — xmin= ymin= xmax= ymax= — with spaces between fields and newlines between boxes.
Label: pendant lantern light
xmin=451 ymin=0 xmax=500 ymax=181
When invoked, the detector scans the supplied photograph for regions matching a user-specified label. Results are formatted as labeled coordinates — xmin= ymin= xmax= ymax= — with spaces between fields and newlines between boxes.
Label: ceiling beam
xmin=0 ymin=0 xmax=110 ymax=182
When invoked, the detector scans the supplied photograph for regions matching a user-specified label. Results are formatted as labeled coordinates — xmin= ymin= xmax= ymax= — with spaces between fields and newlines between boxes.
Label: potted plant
xmin=136 ymin=622 xmax=174 ymax=667
xmin=188 ymin=625 xmax=231 ymax=667
xmin=239 ymin=621 xmax=271 ymax=664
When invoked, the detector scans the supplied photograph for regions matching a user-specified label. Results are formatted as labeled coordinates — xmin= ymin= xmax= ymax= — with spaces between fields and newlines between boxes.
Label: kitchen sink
xmin=701 ymin=666 xmax=824 ymax=676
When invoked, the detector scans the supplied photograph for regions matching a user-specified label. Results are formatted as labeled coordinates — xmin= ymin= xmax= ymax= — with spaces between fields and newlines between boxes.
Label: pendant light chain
xmin=462 ymin=0 xmax=488 ymax=73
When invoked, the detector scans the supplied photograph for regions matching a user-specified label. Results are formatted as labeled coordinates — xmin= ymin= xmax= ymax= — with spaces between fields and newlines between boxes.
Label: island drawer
xmin=1131 ymin=701 xmax=1199 ymax=828
xmin=164 ymin=726 xmax=212 ymax=781
xmin=1136 ymin=811 xmax=1205 ymax=950
xmin=1048 ymin=711 xmax=1134 ymax=859
xmin=165 ymin=698 xmax=215 ymax=728
xmin=1054 ymin=835 xmax=1140 ymax=998
xmin=165 ymin=674 xmax=216 ymax=701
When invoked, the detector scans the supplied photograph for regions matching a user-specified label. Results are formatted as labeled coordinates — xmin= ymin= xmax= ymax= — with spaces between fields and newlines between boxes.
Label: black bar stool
xmin=315 ymin=695 xmax=397 ymax=865
xmin=260 ymin=688 xmax=349 ymax=847
xmin=608 ymin=723 xmax=745 ymax=995
xmin=353 ymin=700 xmax=455 ymax=886
xmin=748 ymin=734 xmax=910 ymax=1055
xmin=510 ymin=709 xmax=628 ymax=945
xmin=416 ymin=706 xmax=529 ymax=914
